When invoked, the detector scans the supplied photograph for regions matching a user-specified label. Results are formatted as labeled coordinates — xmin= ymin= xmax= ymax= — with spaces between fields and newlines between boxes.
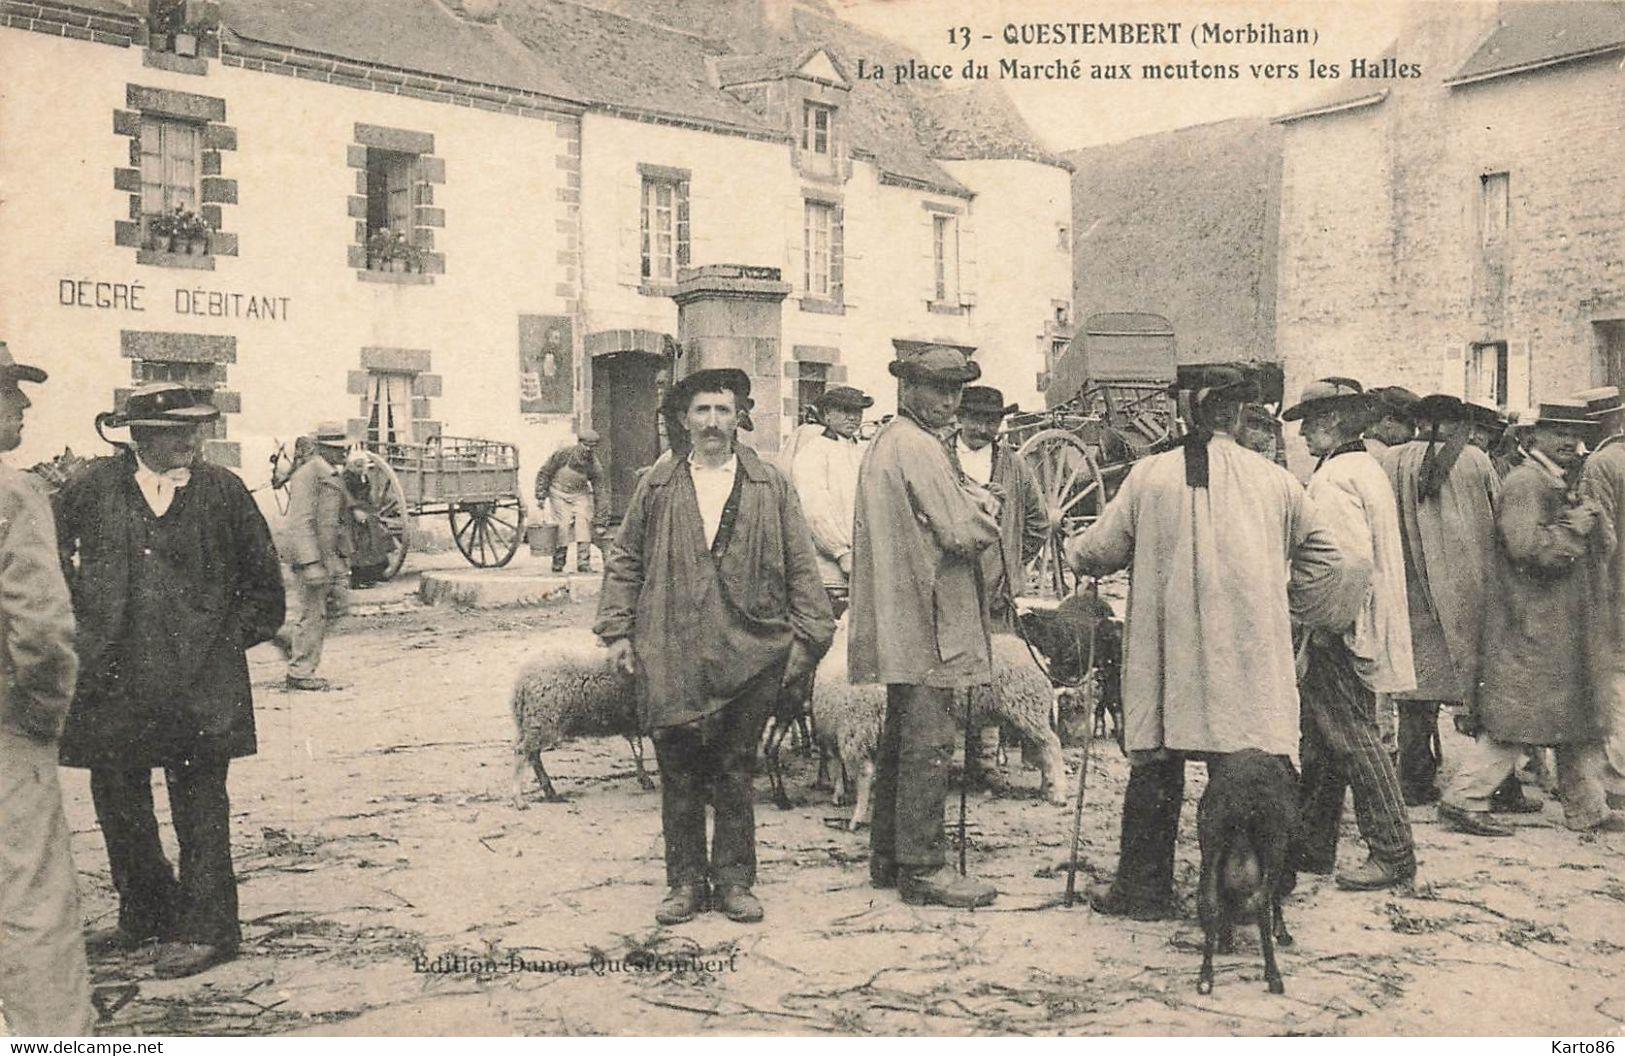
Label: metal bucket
xmin=527 ymin=522 xmax=559 ymax=556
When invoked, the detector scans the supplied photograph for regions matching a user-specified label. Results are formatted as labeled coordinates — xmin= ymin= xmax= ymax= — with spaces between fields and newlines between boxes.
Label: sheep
xmin=1196 ymin=749 xmax=1300 ymax=996
xmin=813 ymin=623 xmax=1070 ymax=830
xmin=1016 ymin=587 xmax=1124 ymax=751
xmin=509 ymin=628 xmax=653 ymax=807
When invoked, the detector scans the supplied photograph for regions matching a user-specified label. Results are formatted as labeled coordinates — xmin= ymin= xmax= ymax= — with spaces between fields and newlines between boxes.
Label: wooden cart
xmin=354 ymin=434 xmax=527 ymax=580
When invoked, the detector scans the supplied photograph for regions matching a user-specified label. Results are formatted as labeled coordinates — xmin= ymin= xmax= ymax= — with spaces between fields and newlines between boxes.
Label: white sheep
xmin=509 ymin=627 xmax=653 ymax=807
xmin=814 ymin=623 xmax=1070 ymax=830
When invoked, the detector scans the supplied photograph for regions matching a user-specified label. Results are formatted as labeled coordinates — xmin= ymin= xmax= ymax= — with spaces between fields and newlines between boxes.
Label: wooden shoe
xmin=714 ymin=885 xmax=764 ymax=923
xmin=85 ymin=926 xmax=160 ymax=954
xmin=154 ymin=942 xmax=235 ymax=979
xmin=1334 ymin=856 xmax=1414 ymax=891
xmin=898 ymin=866 xmax=996 ymax=908
xmin=1087 ymin=882 xmax=1180 ymax=920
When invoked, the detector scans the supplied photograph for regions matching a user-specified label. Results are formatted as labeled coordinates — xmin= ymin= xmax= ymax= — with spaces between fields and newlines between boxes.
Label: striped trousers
xmin=1297 ymin=634 xmax=1417 ymax=874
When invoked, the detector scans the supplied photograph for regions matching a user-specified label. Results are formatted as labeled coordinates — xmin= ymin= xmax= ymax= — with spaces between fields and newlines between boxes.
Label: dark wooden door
xmin=592 ymin=351 xmax=664 ymax=521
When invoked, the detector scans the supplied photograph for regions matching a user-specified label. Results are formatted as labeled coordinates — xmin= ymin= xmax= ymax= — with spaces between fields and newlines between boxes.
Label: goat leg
xmin=1259 ymin=889 xmax=1285 ymax=994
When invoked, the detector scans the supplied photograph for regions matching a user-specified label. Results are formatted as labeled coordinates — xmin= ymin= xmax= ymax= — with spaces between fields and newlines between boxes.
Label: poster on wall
xmin=517 ymin=314 xmax=573 ymax=414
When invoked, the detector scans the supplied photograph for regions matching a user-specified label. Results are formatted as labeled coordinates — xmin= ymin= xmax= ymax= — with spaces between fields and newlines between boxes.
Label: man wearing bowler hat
xmin=0 ymin=342 xmax=94 ymax=1033
xmin=849 ymin=347 xmax=1003 ymax=908
xmin=1286 ymin=378 xmax=1417 ymax=890
xmin=1441 ymin=398 xmax=1620 ymax=835
xmin=56 ymin=383 xmax=284 ymax=978
xmin=1578 ymin=386 xmax=1625 ymax=808
xmin=283 ymin=423 xmax=353 ymax=691
xmin=954 ymin=386 xmax=1046 ymax=625
xmin=789 ymin=385 xmax=873 ymax=612
xmin=595 ymin=368 xmax=833 ymax=925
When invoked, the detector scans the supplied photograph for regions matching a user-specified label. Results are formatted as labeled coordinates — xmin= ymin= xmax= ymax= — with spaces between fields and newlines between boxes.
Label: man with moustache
xmin=1441 ymin=398 xmax=1621 ymax=835
xmin=56 ymin=383 xmax=285 ymax=978
xmin=0 ymin=341 xmax=93 ymax=1033
xmin=595 ymin=368 xmax=833 ymax=925
xmin=849 ymin=347 xmax=1003 ymax=908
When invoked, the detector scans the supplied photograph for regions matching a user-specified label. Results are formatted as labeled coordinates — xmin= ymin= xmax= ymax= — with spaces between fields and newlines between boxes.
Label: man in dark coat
xmin=849 ymin=347 xmax=1003 ymax=908
xmin=1440 ymin=399 xmax=1620 ymax=835
xmin=56 ymin=384 xmax=285 ymax=978
xmin=595 ymin=368 xmax=833 ymax=926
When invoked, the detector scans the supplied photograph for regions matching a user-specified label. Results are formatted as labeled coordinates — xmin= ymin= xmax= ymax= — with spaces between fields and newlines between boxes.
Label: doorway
xmin=1595 ymin=320 xmax=1625 ymax=392
xmin=592 ymin=350 xmax=668 ymax=521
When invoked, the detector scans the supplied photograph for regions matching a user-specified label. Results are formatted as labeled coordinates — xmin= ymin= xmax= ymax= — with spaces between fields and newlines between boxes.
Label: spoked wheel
xmin=448 ymin=498 xmax=526 ymax=568
xmin=358 ymin=450 xmax=410 ymax=580
xmin=1017 ymin=429 xmax=1105 ymax=599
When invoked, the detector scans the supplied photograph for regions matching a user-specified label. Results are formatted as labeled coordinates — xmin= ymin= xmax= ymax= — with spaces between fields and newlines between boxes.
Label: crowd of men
xmin=2 ymin=332 xmax=1621 ymax=1032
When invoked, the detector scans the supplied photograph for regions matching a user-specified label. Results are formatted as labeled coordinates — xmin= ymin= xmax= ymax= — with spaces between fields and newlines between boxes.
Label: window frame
xmin=796 ymin=361 xmax=830 ymax=419
xmin=1469 ymin=340 xmax=1509 ymax=406
xmin=804 ymin=199 xmax=834 ymax=298
xmin=138 ymin=114 xmax=201 ymax=229
xmin=801 ymin=100 xmax=834 ymax=156
xmin=365 ymin=371 xmax=416 ymax=447
xmin=932 ymin=212 xmax=960 ymax=304
xmin=640 ymin=176 xmax=680 ymax=283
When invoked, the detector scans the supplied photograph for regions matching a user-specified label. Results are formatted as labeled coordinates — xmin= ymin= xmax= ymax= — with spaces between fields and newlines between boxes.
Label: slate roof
xmin=1451 ymin=0 xmax=1625 ymax=82
xmin=205 ymin=1 xmax=1058 ymax=190
xmin=224 ymin=0 xmax=579 ymax=101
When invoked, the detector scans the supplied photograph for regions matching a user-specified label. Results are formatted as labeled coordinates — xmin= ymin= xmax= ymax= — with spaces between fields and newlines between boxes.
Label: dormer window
xmin=802 ymin=101 xmax=834 ymax=155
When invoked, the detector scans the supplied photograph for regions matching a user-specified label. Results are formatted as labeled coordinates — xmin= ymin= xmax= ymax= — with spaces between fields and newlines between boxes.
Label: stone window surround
xmin=923 ymin=199 xmax=967 ymax=315
xmin=799 ymin=189 xmax=845 ymax=315
xmin=346 ymin=123 xmax=447 ymax=281
xmin=346 ymin=347 xmax=442 ymax=441
xmin=113 ymin=84 xmax=239 ymax=270
xmin=637 ymin=162 xmax=691 ymax=296
xmin=118 ymin=329 xmax=239 ymax=466
xmin=788 ymin=75 xmax=850 ymax=183
xmin=781 ymin=344 xmax=848 ymax=420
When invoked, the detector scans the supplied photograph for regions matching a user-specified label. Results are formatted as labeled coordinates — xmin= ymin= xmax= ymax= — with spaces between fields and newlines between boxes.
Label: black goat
xmin=1196 ymin=749 xmax=1299 ymax=996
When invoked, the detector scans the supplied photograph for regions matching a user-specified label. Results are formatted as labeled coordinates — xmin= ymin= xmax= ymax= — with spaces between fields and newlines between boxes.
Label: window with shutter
xmin=365 ymin=372 xmax=416 ymax=446
xmin=641 ymin=177 xmax=684 ymax=282
xmin=139 ymin=116 xmax=200 ymax=215
xmin=932 ymin=214 xmax=960 ymax=304
xmin=804 ymin=200 xmax=833 ymax=297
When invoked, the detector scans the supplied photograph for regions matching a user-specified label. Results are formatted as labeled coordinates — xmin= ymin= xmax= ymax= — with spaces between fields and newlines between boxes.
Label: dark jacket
xmin=55 ymin=452 xmax=285 ymax=768
xmin=985 ymin=440 xmax=1047 ymax=613
xmin=594 ymin=445 xmax=833 ymax=730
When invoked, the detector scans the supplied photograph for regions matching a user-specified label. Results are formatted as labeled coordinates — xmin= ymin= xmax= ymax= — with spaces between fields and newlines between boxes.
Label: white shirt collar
xmin=687 ymin=450 xmax=738 ymax=474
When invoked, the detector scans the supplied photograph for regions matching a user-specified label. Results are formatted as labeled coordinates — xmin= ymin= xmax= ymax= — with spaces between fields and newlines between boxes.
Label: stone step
xmin=417 ymin=569 xmax=601 ymax=609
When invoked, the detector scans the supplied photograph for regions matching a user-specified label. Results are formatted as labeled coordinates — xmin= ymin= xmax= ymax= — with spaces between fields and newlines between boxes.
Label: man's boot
xmin=898 ymin=865 xmax=996 ymax=908
xmin=551 ymin=547 xmax=567 ymax=574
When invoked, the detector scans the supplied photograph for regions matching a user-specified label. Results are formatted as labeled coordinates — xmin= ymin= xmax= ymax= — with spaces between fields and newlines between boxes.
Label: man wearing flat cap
xmin=849 ymin=347 xmax=1003 ymax=908
xmin=1579 ymin=387 xmax=1625 ymax=808
xmin=56 ymin=383 xmax=285 ymax=978
xmin=283 ymin=423 xmax=353 ymax=692
xmin=1441 ymin=398 xmax=1621 ymax=835
xmin=534 ymin=428 xmax=607 ymax=574
xmin=595 ymin=368 xmax=833 ymax=925
xmin=1288 ymin=378 xmax=1417 ymax=890
xmin=789 ymin=385 xmax=873 ymax=610
xmin=0 ymin=342 xmax=94 ymax=1033
xmin=1067 ymin=364 xmax=1359 ymax=918
xmin=1383 ymin=395 xmax=1501 ymax=807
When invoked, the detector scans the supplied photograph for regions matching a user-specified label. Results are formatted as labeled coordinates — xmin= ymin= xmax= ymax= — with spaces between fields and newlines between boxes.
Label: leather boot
xmin=898 ymin=866 xmax=997 ymax=908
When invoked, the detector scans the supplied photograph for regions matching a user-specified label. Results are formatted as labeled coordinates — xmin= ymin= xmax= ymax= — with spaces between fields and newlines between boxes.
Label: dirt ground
xmin=53 ymin=588 xmax=1625 ymax=1037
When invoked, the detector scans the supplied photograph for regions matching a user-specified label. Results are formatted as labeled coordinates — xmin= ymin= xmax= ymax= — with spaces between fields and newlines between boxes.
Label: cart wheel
xmin=449 ymin=498 xmax=526 ymax=568
xmin=358 ymin=450 xmax=410 ymax=581
xmin=1017 ymin=429 xmax=1105 ymax=599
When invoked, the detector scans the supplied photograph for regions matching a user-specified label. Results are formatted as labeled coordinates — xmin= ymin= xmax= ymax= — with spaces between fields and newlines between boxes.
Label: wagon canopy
xmin=1082 ymin=312 xmax=1177 ymax=383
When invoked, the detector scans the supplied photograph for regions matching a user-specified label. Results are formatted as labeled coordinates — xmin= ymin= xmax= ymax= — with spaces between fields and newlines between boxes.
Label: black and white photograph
xmin=1 ymin=0 xmax=1623 ymax=1040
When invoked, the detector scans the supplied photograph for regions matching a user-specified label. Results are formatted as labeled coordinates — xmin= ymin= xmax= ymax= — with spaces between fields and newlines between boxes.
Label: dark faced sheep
xmin=1196 ymin=749 xmax=1300 ymax=996
xmin=509 ymin=628 xmax=653 ymax=806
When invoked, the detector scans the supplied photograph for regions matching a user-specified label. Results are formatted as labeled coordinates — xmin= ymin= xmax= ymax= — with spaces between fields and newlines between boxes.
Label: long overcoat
xmin=1067 ymin=436 xmax=1364 ymax=760
xmin=1386 ymin=440 xmax=1499 ymax=702
xmin=984 ymin=440 xmax=1047 ymax=612
xmin=1476 ymin=457 xmax=1608 ymax=744
xmin=594 ymin=445 xmax=833 ymax=730
xmin=55 ymin=452 xmax=285 ymax=768
xmin=847 ymin=412 xmax=1000 ymax=688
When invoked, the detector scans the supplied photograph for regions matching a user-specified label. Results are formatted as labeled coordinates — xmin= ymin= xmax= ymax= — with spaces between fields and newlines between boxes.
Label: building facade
xmin=1275 ymin=0 xmax=1625 ymax=419
xmin=0 ymin=0 xmax=1072 ymax=523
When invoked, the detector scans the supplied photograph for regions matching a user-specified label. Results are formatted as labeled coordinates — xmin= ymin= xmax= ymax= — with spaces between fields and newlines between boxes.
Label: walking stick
xmin=959 ymin=687 xmax=972 ymax=876
xmin=1063 ymin=581 xmax=1101 ymax=908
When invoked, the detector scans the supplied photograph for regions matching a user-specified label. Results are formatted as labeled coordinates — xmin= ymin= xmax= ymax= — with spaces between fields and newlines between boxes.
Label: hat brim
xmin=960 ymin=402 xmax=1020 ymax=418
xmin=818 ymin=396 xmax=875 ymax=411
xmin=315 ymin=436 xmax=349 ymax=448
xmin=888 ymin=360 xmax=982 ymax=384
xmin=0 ymin=364 xmax=47 ymax=385
xmin=109 ymin=406 xmax=220 ymax=429
xmin=1534 ymin=415 xmax=1596 ymax=428
xmin=1281 ymin=393 xmax=1370 ymax=422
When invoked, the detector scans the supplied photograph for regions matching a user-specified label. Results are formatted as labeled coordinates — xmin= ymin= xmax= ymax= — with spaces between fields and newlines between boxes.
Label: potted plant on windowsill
xmin=145 ymin=208 xmax=180 ymax=252
xmin=176 ymin=207 xmax=212 ymax=255
xmin=366 ymin=228 xmax=423 ymax=273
